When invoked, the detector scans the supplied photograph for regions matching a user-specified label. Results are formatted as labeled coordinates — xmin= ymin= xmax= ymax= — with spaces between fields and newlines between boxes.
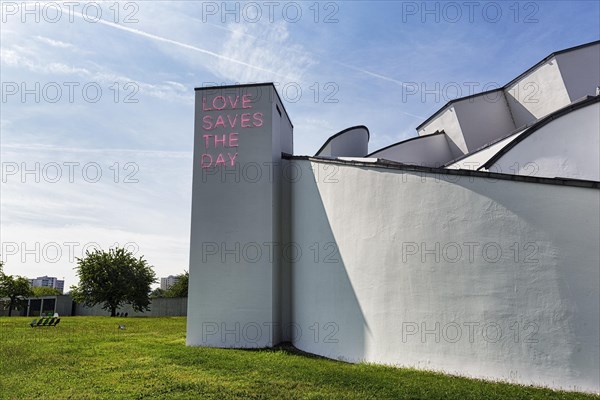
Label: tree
xmin=32 ymin=286 xmax=62 ymax=297
xmin=165 ymin=271 xmax=189 ymax=298
xmin=0 ymin=264 xmax=34 ymax=317
xmin=150 ymin=287 xmax=165 ymax=298
xmin=71 ymin=247 xmax=156 ymax=317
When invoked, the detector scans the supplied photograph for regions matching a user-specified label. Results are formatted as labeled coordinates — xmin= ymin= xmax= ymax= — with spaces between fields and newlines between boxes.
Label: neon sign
xmin=200 ymin=94 xmax=263 ymax=168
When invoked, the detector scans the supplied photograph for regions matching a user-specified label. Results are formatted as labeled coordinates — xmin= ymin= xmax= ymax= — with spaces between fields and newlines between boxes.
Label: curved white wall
xmin=486 ymin=101 xmax=600 ymax=181
xmin=368 ymin=133 xmax=455 ymax=167
xmin=291 ymin=160 xmax=599 ymax=393
xmin=315 ymin=126 xmax=369 ymax=158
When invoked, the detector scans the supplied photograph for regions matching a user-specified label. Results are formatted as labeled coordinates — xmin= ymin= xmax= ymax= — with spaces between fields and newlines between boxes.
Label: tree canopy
xmin=0 ymin=263 xmax=34 ymax=317
xmin=32 ymin=286 xmax=62 ymax=297
xmin=150 ymin=287 xmax=165 ymax=298
xmin=165 ymin=271 xmax=189 ymax=298
xmin=151 ymin=271 xmax=189 ymax=298
xmin=71 ymin=247 xmax=156 ymax=317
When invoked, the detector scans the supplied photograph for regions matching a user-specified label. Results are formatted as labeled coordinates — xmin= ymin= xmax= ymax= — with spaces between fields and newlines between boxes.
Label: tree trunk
xmin=7 ymin=299 xmax=13 ymax=317
xmin=110 ymin=307 xmax=116 ymax=317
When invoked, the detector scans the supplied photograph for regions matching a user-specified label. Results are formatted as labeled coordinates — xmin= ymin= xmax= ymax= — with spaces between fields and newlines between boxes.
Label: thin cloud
xmin=211 ymin=22 xmax=316 ymax=83
xmin=1 ymin=143 xmax=191 ymax=158
xmin=57 ymin=4 xmax=295 ymax=80
xmin=1 ymin=44 xmax=193 ymax=104
xmin=338 ymin=61 xmax=415 ymax=89
xmin=35 ymin=36 xmax=74 ymax=49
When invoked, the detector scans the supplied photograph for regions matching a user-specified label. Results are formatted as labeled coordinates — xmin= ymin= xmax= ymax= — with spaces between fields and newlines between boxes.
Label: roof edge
xmin=415 ymin=40 xmax=600 ymax=132
xmin=281 ymin=154 xmax=600 ymax=189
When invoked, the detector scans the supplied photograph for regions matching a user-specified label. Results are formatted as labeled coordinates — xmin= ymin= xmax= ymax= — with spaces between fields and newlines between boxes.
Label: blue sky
xmin=1 ymin=1 xmax=599 ymax=288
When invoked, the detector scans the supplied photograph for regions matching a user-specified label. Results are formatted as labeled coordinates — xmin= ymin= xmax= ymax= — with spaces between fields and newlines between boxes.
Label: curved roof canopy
xmin=315 ymin=125 xmax=370 ymax=158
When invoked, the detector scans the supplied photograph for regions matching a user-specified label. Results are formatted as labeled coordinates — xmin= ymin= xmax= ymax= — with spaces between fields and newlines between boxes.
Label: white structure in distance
xmin=160 ymin=275 xmax=181 ymax=291
xmin=29 ymin=275 xmax=65 ymax=294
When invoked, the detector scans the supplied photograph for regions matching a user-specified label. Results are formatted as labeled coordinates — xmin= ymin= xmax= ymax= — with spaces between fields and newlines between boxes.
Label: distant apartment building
xmin=161 ymin=275 xmax=180 ymax=291
xmin=29 ymin=276 xmax=64 ymax=294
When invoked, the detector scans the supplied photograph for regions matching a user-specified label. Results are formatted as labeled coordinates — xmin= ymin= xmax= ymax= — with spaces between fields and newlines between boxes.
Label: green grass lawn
xmin=0 ymin=317 xmax=597 ymax=399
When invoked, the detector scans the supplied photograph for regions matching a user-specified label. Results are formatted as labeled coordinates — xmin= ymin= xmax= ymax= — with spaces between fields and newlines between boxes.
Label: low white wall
xmin=75 ymin=297 xmax=188 ymax=317
xmin=290 ymin=159 xmax=599 ymax=393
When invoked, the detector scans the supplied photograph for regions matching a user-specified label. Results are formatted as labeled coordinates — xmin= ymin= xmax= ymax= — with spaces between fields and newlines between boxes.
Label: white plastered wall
xmin=316 ymin=127 xmax=369 ymax=157
xmin=446 ymin=129 xmax=525 ymax=171
xmin=369 ymin=133 xmax=455 ymax=167
xmin=452 ymin=92 xmax=516 ymax=151
xmin=291 ymin=160 xmax=599 ymax=393
xmin=505 ymin=57 xmax=571 ymax=128
xmin=486 ymin=101 xmax=600 ymax=181
xmin=417 ymin=107 xmax=465 ymax=158
xmin=556 ymin=43 xmax=600 ymax=102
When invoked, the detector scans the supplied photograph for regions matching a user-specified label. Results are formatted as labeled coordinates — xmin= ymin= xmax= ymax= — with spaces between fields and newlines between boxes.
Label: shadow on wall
xmin=287 ymin=160 xmax=598 ymax=392
xmin=452 ymin=176 xmax=600 ymax=391
xmin=290 ymin=161 xmax=368 ymax=361
xmin=443 ymin=134 xmax=465 ymax=160
xmin=505 ymin=93 xmax=538 ymax=130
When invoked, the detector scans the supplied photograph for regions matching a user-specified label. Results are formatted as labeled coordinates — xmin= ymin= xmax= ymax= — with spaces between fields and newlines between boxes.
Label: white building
xmin=161 ymin=275 xmax=180 ymax=291
xmin=29 ymin=275 xmax=64 ymax=294
xmin=187 ymin=41 xmax=600 ymax=393
xmin=370 ymin=40 xmax=600 ymax=181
